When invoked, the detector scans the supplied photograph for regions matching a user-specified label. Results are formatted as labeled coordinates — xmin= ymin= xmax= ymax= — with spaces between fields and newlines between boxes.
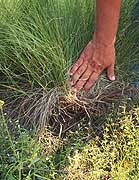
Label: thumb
xmin=107 ymin=64 xmax=115 ymax=81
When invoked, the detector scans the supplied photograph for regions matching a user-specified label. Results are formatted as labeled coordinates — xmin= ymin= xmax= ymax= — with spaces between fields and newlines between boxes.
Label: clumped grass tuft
xmin=0 ymin=0 xmax=138 ymax=128
xmin=6 ymin=78 xmax=139 ymax=135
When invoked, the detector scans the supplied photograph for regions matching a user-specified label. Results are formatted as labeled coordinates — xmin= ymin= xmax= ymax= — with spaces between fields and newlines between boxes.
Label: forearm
xmin=94 ymin=0 xmax=121 ymax=47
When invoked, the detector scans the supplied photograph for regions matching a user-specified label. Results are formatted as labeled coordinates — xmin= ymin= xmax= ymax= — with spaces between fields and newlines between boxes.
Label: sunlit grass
xmin=0 ymin=0 xmax=95 ymax=90
xmin=0 ymin=0 xmax=135 ymax=91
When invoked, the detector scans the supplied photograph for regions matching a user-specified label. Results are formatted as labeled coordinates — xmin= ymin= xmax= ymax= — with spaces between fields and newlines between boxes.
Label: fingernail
xmin=69 ymin=72 xmax=73 ymax=76
xmin=110 ymin=76 xmax=115 ymax=81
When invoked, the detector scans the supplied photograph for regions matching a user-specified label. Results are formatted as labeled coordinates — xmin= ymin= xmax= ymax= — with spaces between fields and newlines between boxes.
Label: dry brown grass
xmin=3 ymin=76 xmax=139 ymax=139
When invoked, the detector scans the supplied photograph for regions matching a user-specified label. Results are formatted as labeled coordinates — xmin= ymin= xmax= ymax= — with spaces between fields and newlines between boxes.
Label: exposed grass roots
xmin=4 ymin=77 xmax=139 ymax=139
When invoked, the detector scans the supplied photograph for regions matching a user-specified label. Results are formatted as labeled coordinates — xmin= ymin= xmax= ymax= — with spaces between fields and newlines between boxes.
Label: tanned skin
xmin=70 ymin=0 xmax=121 ymax=92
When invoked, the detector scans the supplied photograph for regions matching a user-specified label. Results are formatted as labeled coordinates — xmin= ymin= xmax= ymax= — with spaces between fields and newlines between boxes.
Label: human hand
xmin=69 ymin=40 xmax=116 ymax=92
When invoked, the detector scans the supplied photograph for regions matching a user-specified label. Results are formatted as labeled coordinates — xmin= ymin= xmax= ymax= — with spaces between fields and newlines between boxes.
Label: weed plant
xmin=0 ymin=106 xmax=139 ymax=179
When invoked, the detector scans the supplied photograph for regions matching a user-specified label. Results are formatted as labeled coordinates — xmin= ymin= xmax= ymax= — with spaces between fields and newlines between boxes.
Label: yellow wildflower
xmin=0 ymin=100 xmax=4 ymax=109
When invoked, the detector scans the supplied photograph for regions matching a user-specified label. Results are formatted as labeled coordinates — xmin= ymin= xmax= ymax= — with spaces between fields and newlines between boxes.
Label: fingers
xmin=70 ymin=57 xmax=84 ymax=75
xmin=70 ymin=61 xmax=88 ymax=86
xmin=107 ymin=64 xmax=115 ymax=81
xmin=83 ymin=71 xmax=102 ymax=92
xmin=71 ymin=67 xmax=92 ymax=91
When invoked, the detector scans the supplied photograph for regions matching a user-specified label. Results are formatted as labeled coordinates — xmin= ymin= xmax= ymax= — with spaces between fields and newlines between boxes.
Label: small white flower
xmin=46 ymin=157 xmax=49 ymax=160
xmin=127 ymin=141 xmax=131 ymax=145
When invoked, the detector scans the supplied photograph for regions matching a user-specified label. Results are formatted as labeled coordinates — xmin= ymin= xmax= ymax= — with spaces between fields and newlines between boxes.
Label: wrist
xmin=92 ymin=32 xmax=115 ymax=48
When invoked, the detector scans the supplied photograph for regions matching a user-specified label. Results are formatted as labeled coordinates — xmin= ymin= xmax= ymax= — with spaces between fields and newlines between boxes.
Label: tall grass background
xmin=0 ymin=0 xmax=95 ymax=90
xmin=0 ymin=0 xmax=136 ymax=92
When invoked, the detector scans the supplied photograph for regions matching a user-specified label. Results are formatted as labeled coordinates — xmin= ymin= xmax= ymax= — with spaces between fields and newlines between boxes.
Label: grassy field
xmin=0 ymin=0 xmax=139 ymax=179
